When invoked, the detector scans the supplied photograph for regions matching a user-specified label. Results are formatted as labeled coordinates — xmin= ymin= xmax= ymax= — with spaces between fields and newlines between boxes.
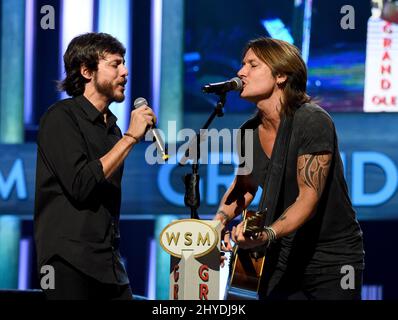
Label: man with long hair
xmin=34 ymin=33 xmax=155 ymax=300
xmin=215 ymin=37 xmax=364 ymax=300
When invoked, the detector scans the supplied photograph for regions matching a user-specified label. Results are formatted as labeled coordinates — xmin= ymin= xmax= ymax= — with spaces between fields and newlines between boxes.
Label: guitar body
xmin=225 ymin=210 xmax=266 ymax=300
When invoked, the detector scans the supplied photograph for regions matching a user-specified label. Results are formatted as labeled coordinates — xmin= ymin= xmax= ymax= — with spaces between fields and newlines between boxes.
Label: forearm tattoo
xmin=297 ymin=153 xmax=331 ymax=198
xmin=216 ymin=210 xmax=230 ymax=223
xmin=277 ymin=204 xmax=293 ymax=222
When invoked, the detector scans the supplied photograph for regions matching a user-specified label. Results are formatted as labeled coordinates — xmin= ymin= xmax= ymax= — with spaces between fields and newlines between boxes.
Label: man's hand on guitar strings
xmin=231 ymin=221 xmax=267 ymax=250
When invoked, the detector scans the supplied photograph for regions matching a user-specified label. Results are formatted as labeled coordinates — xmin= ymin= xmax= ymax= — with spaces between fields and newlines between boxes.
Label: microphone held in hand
xmin=202 ymin=77 xmax=243 ymax=94
xmin=133 ymin=97 xmax=169 ymax=161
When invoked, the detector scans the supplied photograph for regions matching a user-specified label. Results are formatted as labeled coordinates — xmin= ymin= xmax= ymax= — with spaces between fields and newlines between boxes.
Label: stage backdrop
xmin=0 ymin=113 xmax=397 ymax=220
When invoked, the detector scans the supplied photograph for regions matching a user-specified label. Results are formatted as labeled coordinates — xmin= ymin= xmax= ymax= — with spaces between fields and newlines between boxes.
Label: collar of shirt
xmin=75 ymin=95 xmax=118 ymax=128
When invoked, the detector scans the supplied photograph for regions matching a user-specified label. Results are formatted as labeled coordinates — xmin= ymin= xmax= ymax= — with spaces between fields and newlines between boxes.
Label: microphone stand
xmin=183 ymin=93 xmax=226 ymax=220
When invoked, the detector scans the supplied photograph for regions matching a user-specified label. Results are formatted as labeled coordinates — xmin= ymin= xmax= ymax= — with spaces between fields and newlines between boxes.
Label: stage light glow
xmin=0 ymin=0 xmax=25 ymax=143
xmin=262 ymin=18 xmax=294 ymax=44
xmin=59 ymin=0 xmax=94 ymax=100
xmin=301 ymin=0 xmax=313 ymax=64
xmin=18 ymin=238 xmax=31 ymax=290
xmin=147 ymin=238 xmax=157 ymax=299
xmin=24 ymin=0 xmax=35 ymax=125
xmin=97 ymin=0 xmax=131 ymax=133
xmin=0 ymin=216 xmax=21 ymax=289
xmin=151 ymin=0 xmax=163 ymax=117
xmin=362 ymin=285 xmax=383 ymax=300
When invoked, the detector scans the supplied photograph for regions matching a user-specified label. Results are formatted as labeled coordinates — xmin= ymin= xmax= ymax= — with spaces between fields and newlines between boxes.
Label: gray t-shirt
xmin=240 ymin=103 xmax=364 ymax=273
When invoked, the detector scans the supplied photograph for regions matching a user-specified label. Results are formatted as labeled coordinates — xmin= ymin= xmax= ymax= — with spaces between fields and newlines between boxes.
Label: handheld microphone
xmin=202 ymin=77 xmax=243 ymax=94
xmin=133 ymin=97 xmax=169 ymax=161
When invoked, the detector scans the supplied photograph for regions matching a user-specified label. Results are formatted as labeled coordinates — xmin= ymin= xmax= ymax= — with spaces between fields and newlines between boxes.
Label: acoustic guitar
xmin=224 ymin=209 xmax=268 ymax=300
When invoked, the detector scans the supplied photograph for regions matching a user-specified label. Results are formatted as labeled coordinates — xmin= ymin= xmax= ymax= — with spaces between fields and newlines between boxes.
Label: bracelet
xmin=124 ymin=132 xmax=138 ymax=142
xmin=264 ymin=226 xmax=277 ymax=241
xmin=216 ymin=210 xmax=230 ymax=224
xmin=263 ymin=226 xmax=277 ymax=248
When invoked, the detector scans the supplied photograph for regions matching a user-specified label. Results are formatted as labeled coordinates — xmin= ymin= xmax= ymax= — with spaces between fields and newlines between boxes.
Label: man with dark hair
xmin=34 ymin=32 xmax=155 ymax=300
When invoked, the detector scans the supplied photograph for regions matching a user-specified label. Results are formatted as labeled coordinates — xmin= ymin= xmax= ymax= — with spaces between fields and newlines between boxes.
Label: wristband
xmin=124 ymin=132 xmax=138 ymax=142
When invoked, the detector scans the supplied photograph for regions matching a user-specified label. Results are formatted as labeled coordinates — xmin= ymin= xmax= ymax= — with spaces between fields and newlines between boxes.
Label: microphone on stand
xmin=202 ymin=77 xmax=243 ymax=94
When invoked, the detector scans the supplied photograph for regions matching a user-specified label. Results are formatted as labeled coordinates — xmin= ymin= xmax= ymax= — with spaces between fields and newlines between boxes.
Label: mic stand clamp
xmin=183 ymin=93 xmax=227 ymax=220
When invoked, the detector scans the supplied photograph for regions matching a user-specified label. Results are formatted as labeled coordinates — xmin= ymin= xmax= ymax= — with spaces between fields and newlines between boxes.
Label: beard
xmin=93 ymin=74 xmax=125 ymax=103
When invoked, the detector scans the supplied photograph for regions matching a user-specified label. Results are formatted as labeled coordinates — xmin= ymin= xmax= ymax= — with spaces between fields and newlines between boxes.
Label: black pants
xmin=261 ymin=267 xmax=363 ymax=300
xmin=41 ymin=256 xmax=133 ymax=300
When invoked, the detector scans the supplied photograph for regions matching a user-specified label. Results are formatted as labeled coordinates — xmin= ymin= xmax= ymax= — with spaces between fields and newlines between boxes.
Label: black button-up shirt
xmin=34 ymin=95 xmax=129 ymax=285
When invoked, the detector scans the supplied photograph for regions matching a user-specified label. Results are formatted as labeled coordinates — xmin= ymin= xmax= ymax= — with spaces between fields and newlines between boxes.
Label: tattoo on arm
xmin=277 ymin=204 xmax=293 ymax=221
xmin=216 ymin=210 xmax=230 ymax=223
xmin=297 ymin=153 xmax=331 ymax=198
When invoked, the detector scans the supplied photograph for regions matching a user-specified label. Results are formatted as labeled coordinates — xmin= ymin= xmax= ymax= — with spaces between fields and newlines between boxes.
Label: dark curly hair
xmin=58 ymin=32 xmax=126 ymax=97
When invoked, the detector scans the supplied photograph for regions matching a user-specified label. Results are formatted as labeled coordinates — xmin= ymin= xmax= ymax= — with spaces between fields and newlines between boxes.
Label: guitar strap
xmin=257 ymin=109 xmax=296 ymax=228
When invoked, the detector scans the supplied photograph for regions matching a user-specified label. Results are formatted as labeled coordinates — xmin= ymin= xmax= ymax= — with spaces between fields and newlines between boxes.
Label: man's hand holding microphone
xmin=124 ymin=100 xmax=157 ymax=144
